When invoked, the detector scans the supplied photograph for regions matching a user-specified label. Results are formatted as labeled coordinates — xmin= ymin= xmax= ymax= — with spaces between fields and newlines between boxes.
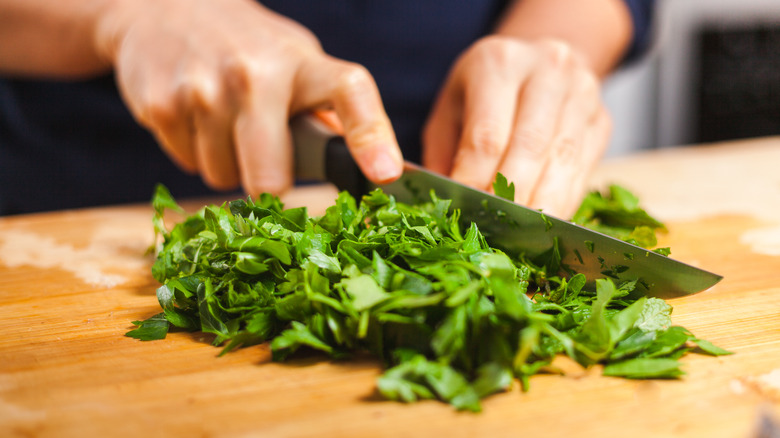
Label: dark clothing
xmin=0 ymin=0 xmax=655 ymax=215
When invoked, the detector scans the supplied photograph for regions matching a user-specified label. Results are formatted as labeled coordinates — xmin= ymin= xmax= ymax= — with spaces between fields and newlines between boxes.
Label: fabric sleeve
xmin=621 ymin=0 xmax=657 ymax=63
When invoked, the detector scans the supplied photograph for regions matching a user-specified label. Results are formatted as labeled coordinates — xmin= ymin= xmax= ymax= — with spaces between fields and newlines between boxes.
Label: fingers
xmin=424 ymin=37 xmax=532 ymax=180
xmin=423 ymin=38 xmax=609 ymax=219
xmin=144 ymin=102 xmax=198 ymax=175
xmin=520 ymin=71 xmax=605 ymax=217
xmin=448 ymin=70 xmax=524 ymax=189
xmin=499 ymin=41 xmax=576 ymax=207
xmin=233 ymin=61 xmax=294 ymax=196
xmin=192 ymin=81 xmax=240 ymax=190
xmin=583 ymin=107 xmax=612 ymax=176
xmin=233 ymin=55 xmax=402 ymax=196
xmin=525 ymin=108 xmax=611 ymax=219
xmin=129 ymin=70 xmax=242 ymax=190
xmin=233 ymin=108 xmax=293 ymax=197
xmin=111 ymin=0 xmax=399 ymax=197
xmin=293 ymin=56 xmax=403 ymax=184
xmin=570 ymin=106 xmax=611 ymax=214
xmin=130 ymin=52 xmax=400 ymax=196
xmin=117 ymin=59 xmax=199 ymax=174
xmin=422 ymin=79 xmax=462 ymax=175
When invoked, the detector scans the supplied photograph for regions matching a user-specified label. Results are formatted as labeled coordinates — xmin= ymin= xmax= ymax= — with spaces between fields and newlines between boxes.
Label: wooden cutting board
xmin=1 ymin=137 xmax=779 ymax=438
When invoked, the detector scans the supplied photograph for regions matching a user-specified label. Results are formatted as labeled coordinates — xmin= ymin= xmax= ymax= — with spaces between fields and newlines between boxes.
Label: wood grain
xmin=1 ymin=138 xmax=779 ymax=438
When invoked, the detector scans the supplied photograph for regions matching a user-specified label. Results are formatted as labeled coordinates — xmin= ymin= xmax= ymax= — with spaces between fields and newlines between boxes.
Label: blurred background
xmin=603 ymin=0 xmax=780 ymax=156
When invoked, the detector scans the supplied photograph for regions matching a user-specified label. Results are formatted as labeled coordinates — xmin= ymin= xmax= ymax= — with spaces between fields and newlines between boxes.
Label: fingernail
xmin=370 ymin=149 xmax=403 ymax=182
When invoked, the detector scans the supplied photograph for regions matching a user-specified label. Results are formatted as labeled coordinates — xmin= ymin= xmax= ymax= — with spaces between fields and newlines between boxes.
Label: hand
xmin=94 ymin=0 xmax=403 ymax=195
xmin=422 ymin=36 xmax=611 ymax=218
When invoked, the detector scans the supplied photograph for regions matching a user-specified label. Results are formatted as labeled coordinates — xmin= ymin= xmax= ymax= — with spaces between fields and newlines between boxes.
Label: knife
xmin=291 ymin=113 xmax=722 ymax=298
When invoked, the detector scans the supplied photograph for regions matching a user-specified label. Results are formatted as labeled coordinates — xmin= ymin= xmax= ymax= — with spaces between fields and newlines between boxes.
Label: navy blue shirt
xmin=0 ymin=0 xmax=654 ymax=215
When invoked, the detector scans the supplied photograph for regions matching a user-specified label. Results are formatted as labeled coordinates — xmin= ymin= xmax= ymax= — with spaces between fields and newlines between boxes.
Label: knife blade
xmin=291 ymin=114 xmax=722 ymax=298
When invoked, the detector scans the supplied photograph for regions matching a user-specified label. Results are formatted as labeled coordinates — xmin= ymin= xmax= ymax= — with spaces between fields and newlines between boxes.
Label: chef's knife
xmin=291 ymin=114 xmax=722 ymax=298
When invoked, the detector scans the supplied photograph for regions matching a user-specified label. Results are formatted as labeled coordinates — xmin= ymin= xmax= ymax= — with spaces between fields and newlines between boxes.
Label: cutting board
xmin=1 ymin=137 xmax=779 ymax=438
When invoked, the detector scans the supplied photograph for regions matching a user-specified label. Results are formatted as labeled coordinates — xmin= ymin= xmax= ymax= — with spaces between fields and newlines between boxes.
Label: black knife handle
xmin=324 ymin=137 xmax=368 ymax=199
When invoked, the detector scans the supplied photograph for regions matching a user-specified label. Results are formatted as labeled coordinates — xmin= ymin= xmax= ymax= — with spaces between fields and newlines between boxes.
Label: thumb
xmin=293 ymin=57 xmax=403 ymax=184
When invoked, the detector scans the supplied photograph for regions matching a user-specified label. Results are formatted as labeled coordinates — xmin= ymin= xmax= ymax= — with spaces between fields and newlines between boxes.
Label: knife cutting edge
xmin=291 ymin=112 xmax=723 ymax=298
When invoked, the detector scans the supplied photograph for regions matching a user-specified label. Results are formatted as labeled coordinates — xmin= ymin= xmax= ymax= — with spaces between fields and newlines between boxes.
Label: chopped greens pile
xmin=572 ymin=184 xmax=669 ymax=253
xmin=128 ymin=183 xmax=730 ymax=412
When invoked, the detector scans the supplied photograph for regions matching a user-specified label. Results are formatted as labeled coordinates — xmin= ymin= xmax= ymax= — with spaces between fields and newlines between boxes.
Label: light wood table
xmin=2 ymin=137 xmax=779 ymax=438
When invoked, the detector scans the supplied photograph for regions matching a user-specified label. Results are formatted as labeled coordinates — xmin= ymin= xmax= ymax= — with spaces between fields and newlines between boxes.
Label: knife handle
xmin=323 ymin=137 xmax=368 ymax=198
xmin=290 ymin=113 xmax=367 ymax=198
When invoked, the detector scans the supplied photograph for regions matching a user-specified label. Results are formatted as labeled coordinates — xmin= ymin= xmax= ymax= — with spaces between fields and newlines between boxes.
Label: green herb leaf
xmin=131 ymin=182 xmax=728 ymax=411
xmin=492 ymin=172 xmax=515 ymax=201
xmin=125 ymin=313 xmax=169 ymax=341
xmin=603 ymin=357 xmax=685 ymax=379
xmin=572 ymin=184 xmax=666 ymax=249
xmin=688 ymin=336 xmax=733 ymax=356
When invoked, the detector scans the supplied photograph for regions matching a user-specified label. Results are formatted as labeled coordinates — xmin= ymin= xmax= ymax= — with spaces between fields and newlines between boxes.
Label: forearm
xmin=495 ymin=0 xmax=633 ymax=77
xmin=0 ymin=0 xmax=117 ymax=77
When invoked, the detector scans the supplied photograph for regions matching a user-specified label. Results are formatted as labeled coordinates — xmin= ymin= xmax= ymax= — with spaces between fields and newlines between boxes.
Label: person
xmin=0 ymin=0 xmax=654 ymax=217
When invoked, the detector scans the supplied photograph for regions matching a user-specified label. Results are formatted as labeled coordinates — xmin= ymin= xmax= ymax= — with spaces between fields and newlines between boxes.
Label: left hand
xmin=422 ymin=36 xmax=611 ymax=218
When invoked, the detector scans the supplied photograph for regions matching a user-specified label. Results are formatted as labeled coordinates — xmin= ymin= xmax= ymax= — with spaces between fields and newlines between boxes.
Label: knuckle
xmin=467 ymin=121 xmax=507 ymax=158
xmin=228 ymin=55 xmax=287 ymax=94
xmin=143 ymin=94 xmax=179 ymax=128
xmin=189 ymin=78 xmax=221 ymax=110
xmin=222 ymin=57 xmax=254 ymax=95
xmin=465 ymin=35 xmax=525 ymax=70
xmin=164 ymin=69 xmax=224 ymax=114
xmin=473 ymin=34 xmax=505 ymax=49
xmin=552 ymin=136 xmax=579 ymax=163
xmin=334 ymin=63 xmax=375 ymax=99
xmin=537 ymin=39 xmax=575 ymax=68
xmin=471 ymin=35 xmax=511 ymax=55
xmin=512 ymin=126 xmax=549 ymax=158
xmin=538 ymin=38 xmax=569 ymax=54
xmin=244 ymin=57 xmax=279 ymax=82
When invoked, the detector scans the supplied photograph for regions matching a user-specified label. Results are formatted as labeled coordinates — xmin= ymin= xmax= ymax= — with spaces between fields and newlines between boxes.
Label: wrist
xmin=91 ymin=0 xmax=143 ymax=66
xmin=494 ymin=0 xmax=632 ymax=77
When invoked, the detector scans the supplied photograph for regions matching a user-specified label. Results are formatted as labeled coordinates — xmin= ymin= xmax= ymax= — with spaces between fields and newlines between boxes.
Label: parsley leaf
xmin=129 ymin=183 xmax=730 ymax=411
xmin=492 ymin=172 xmax=515 ymax=201
xmin=572 ymin=185 xmax=666 ymax=249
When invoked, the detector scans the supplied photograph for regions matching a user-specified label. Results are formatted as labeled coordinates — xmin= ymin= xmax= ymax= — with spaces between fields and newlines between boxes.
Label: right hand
xmin=94 ymin=0 xmax=403 ymax=195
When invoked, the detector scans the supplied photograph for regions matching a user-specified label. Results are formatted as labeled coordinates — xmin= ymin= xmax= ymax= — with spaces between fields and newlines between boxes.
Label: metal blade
xmin=289 ymin=114 xmax=722 ymax=298
xmin=378 ymin=162 xmax=722 ymax=298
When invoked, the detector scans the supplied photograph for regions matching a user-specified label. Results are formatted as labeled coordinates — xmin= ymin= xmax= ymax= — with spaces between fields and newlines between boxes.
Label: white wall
xmin=602 ymin=0 xmax=780 ymax=156
xmin=602 ymin=54 xmax=658 ymax=157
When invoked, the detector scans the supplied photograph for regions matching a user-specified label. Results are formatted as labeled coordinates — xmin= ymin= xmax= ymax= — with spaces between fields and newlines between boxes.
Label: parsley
xmin=572 ymin=185 xmax=666 ymax=248
xmin=128 ymin=184 xmax=730 ymax=412
xmin=492 ymin=172 xmax=515 ymax=201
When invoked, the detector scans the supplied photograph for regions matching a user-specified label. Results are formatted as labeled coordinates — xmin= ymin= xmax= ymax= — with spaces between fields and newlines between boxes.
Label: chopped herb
xmin=128 ymin=183 xmax=730 ymax=412
xmin=126 ymin=312 xmax=169 ymax=340
xmin=572 ymin=185 xmax=666 ymax=249
xmin=492 ymin=172 xmax=515 ymax=202
xmin=603 ymin=357 xmax=685 ymax=379
xmin=540 ymin=213 xmax=553 ymax=231
xmin=653 ymin=247 xmax=672 ymax=257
